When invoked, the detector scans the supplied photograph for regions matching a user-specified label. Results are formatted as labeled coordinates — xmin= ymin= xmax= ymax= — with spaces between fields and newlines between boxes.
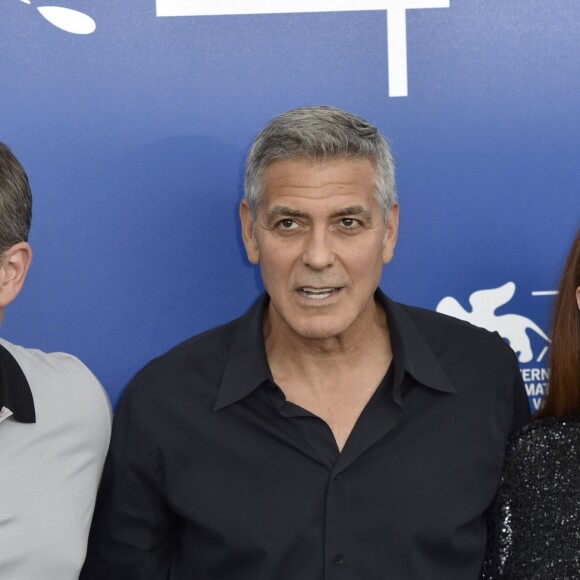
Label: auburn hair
xmin=536 ymin=226 xmax=580 ymax=418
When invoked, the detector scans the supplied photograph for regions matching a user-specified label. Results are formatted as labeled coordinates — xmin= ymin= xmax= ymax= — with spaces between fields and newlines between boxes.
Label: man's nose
xmin=302 ymin=228 xmax=335 ymax=270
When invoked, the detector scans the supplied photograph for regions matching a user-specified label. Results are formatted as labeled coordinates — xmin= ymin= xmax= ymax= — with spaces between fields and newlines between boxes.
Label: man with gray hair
xmin=0 ymin=143 xmax=111 ymax=579
xmin=82 ymin=106 xmax=529 ymax=580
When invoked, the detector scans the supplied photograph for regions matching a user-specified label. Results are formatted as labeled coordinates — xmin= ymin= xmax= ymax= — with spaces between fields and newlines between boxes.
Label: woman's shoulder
xmin=509 ymin=415 xmax=580 ymax=442
xmin=503 ymin=415 xmax=580 ymax=471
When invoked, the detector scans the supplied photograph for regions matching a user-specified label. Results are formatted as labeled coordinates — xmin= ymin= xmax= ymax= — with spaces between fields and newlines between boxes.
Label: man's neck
xmin=264 ymin=300 xmax=392 ymax=396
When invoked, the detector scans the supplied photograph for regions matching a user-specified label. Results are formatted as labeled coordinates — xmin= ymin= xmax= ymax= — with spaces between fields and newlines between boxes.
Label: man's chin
xmin=285 ymin=318 xmax=350 ymax=342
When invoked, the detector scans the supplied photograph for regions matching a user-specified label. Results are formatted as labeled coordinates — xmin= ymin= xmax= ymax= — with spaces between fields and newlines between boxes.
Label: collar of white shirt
xmin=0 ymin=406 xmax=13 ymax=424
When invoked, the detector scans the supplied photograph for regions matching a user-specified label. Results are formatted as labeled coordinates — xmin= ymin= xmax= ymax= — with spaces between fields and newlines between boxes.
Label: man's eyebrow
xmin=265 ymin=206 xmax=308 ymax=222
xmin=331 ymin=206 xmax=373 ymax=220
xmin=264 ymin=205 xmax=374 ymax=223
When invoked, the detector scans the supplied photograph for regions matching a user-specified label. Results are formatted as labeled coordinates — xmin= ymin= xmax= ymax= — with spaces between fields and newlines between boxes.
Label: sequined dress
xmin=480 ymin=416 xmax=580 ymax=579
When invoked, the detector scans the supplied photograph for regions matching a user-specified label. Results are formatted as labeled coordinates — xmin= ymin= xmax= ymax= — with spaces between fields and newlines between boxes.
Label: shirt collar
xmin=377 ymin=291 xmax=456 ymax=395
xmin=214 ymin=289 xmax=455 ymax=411
xmin=0 ymin=342 xmax=36 ymax=423
xmin=214 ymin=294 xmax=273 ymax=411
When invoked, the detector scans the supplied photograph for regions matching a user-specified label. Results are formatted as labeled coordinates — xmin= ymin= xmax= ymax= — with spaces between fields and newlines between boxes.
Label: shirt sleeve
xmin=479 ymin=428 xmax=524 ymax=580
xmin=510 ymin=368 xmax=531 ymax=435
xmin=80 ymin=387 xmax=178 ymax=579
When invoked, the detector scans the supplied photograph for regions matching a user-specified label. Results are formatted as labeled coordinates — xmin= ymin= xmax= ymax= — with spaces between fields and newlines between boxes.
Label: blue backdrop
xmin=1 ymin=0 xmax=578 ymax=407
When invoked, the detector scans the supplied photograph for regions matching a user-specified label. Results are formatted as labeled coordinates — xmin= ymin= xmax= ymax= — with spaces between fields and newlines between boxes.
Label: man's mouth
xmin=298 ymin=287 xmax=341 ymax=300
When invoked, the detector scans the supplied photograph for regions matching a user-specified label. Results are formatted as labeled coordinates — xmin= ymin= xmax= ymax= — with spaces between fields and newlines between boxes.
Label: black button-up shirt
xmin=81 ymin=291 xmax=529 ymax=580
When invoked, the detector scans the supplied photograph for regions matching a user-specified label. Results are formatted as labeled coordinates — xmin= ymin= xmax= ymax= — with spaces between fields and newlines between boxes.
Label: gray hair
xmin=0 ymin=143 xmax=32 ymax=258
xmin=244 ymin=106 xmax=396 ymax=222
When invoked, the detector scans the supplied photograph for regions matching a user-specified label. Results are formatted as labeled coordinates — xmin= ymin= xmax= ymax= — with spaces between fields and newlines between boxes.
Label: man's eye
xmin=341 ymin=218 xmax=359 ymax=228
xmin=277 ymin=219 xmax=298 ymax=230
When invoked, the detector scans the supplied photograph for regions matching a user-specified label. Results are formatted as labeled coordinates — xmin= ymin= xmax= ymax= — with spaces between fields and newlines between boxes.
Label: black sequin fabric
xmin=480 ymin=416 xmax=580 ymax=579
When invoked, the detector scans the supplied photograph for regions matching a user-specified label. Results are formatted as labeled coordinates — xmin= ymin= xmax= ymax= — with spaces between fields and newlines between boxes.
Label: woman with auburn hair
xmin=480 ymin=226 xmax=580 ymax=579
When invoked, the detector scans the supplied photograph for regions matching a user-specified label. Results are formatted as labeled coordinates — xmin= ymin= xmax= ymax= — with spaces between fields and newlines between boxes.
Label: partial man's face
xmin=241 ymin=157 xmax=398 ymax=343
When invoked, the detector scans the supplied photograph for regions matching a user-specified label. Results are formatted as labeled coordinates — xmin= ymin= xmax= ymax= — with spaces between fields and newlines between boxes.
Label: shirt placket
xmin=324 ymin=467 xmax=352 ymax=579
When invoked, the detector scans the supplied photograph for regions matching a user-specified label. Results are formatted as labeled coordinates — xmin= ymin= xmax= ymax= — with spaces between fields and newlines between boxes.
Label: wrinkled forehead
xmin=258 ymin=158 xmax=382 ymax=221
xmin=261 ymin=157 xmax=377 ymax=192
xmin=261 ymin=154 xmax=378 ymax=182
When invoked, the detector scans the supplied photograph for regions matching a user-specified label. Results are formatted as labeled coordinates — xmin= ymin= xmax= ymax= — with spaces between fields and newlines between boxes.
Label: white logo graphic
xmin=18 ymin=0 xmax=96 ymax=34
xmin=155 ymin=0 xmax=450 ymax=97
xmin=436 ymin=282 xmax=551 ymax=364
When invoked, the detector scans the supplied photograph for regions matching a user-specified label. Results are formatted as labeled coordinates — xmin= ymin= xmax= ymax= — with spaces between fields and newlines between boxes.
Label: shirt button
xmin=333 ymin=553 xmax=345 ymax=566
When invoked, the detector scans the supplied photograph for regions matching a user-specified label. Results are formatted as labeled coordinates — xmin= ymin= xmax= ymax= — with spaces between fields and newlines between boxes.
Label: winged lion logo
xmin=436 ymin=282 xmax=550 ymax=364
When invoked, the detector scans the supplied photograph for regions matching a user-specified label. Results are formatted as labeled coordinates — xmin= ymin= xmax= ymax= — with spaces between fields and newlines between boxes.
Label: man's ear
xmin=239 ymin=200 xmax=260 ymax=265
xmin=0 ymin=242 xmax=32 ymax=308
xmin=382 ymin=203 xmax=399 ymax=265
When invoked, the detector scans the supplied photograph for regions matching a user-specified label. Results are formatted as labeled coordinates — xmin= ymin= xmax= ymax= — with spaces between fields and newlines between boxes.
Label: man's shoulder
xmin=396 ymin=301 xmax=514 ymax=355
xmin=162 ymin=317 xmax=241 ymax=362
xmin=397 ymin=301 xmax=480 ymax=331
xmin=0 ymin=337 xmax=111 ymax=418
xmin=124 ymin=316 xmax=243 ymax=401
xmin=145 ymin=316 xmax=240 ymax=374
xmin=0 ymin=337 xmax=103 ymax=386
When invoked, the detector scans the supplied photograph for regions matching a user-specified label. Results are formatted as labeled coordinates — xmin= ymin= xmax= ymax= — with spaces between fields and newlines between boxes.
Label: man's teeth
xmin=300 ymin=288 xmax=337 ymax=299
